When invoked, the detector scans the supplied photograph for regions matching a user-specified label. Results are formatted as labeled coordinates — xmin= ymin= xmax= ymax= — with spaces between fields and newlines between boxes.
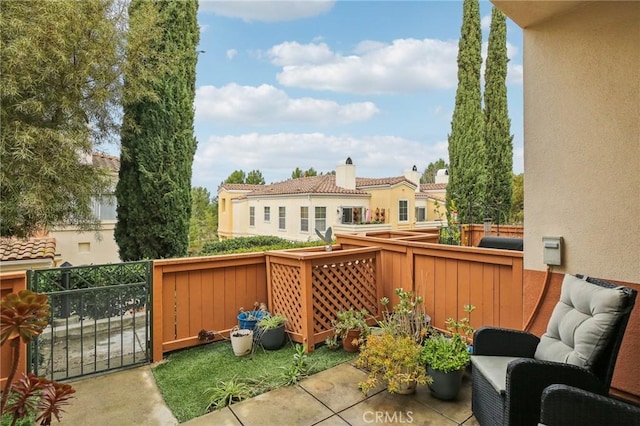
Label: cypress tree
xmin=447 ymin=0 xmax=485 ymax=226
xmin=115 ymin=0 xmax=199 ymax=260
xmin=483 ymin=7 xmax=513 ymax=226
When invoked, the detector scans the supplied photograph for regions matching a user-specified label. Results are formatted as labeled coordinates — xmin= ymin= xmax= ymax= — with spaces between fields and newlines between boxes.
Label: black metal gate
xmin=27 ymin=261 xmax=152 ymax=381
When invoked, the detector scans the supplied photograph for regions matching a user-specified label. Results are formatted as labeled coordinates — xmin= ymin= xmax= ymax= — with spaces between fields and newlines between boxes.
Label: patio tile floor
xmin=186 ymin=362 xmax=477 ymax=426
xmin=62 ymin=362 xmax=477 ymax=425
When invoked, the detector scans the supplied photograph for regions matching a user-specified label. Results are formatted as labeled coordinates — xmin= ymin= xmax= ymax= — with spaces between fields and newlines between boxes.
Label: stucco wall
xmin=50 ymin=222 xmax=120 ymax=266
xmin=523 ymin=1 xmax=640 ymax=282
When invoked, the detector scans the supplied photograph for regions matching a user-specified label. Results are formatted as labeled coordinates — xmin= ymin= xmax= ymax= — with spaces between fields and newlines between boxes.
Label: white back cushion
xmin=534 ymin=274 xmax=625 ymax=369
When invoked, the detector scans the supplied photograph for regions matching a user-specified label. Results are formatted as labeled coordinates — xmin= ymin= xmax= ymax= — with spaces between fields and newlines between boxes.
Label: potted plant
xmin=256 ymin=313 xmax=287 ymax=350
xmin=230 ymin=327 xmax=253 ymax=356
xmin=357 ymin=331 xmax=431 ymax=395
xmin=420 ymin=304 xmax=475 ymax=400
xmin=332 ymin=308 xmax=369 ymax=352
xmin=237 ymin=302 xmax=268 ymax=330
xmin=378 ymin=288 xmax=431 ymax=344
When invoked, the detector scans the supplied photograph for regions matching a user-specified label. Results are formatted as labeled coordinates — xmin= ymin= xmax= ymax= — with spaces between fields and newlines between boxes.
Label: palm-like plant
xmin=1 ymin=290 xmax=75 ymax=425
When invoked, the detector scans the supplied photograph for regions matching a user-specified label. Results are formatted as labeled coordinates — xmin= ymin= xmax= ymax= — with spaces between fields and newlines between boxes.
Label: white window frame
xmin=415 ymin=206 xmax=426 ymax=222
xmin=398 ymin=199 xmax=409 ymax=222
xmin=300 ymin=206 xmax=309 ymax=232
xmin=249 ymin=206 xmax=255 ymax=227
xmin=314 ymin=207 xmax=326 ymax=232
xmin=278 ymin=206 xmax=286 ymax=230
xmin=264 ymin=206 xmax=270 ymax=222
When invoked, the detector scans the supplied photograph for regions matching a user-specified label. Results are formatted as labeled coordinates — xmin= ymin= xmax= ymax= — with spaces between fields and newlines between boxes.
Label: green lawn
xmin=152 ymin=340 xmax=355 ymax=423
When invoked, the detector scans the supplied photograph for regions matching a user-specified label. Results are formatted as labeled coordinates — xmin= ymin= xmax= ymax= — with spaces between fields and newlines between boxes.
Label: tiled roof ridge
xmin=0 ymin=237 xmax=57 ymax=262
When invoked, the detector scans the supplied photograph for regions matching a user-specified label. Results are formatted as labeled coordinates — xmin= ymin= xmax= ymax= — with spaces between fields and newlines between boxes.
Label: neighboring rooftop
xmin=0 ymin=237 xmax=57 ymax=262
xmin=92 ymin=152 xmax=120 ymax=172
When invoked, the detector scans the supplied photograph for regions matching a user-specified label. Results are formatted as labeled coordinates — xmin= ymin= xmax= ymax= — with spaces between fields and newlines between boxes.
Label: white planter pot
xmin=230 ymin=329 xmax=253 ymax=356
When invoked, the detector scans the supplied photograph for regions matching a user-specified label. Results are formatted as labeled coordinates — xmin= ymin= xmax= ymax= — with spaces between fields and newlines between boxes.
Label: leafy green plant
xmin=332 ymin=308 xmax=370 ymax=346
xmin=420 ymin=333 xmax=470 ymax=373
xmin=257 ymin=313 xmax=287 ymax=330
xmin=324 ymin=335 xmax=339 ymax=350
xmin=356 ymin=332 xmax=431 ymax=394
xmin=0 ymin=290 xmax=75 ymax=425
xmin=420 ymin=304 xmax=476 ymax=372
xmin=199 ymin=236 xmax=323 ymax=256
xmin=378 ymin=288 xmax=430 ymax=344
xmin=204 ymin=377 xmax=253 ymax=411
xmin=280 ymin=344 xmax=310 ymax=385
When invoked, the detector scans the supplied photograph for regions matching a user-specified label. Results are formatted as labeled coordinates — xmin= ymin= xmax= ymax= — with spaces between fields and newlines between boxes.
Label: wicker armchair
xmin=471 ymin=274 xmax=637 ymax=426
xmin=540 ymin=384 xmax=640 ymax=426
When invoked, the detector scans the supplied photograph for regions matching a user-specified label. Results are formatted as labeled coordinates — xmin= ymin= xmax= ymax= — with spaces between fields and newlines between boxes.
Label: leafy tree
xmin=225 ymin=170 xmax=246 ymax=184
xmin=484 ymin=7 xmax=513 ymax=224
xmin=189 ymin=187 xmax=218 ymax=253
xmin=291 ymin=167 xmax=303 ymax=179
xmin=509 ymin=173 xmax=524 ymax=224
xmin=447 ymin=0 xmax=485 ymax=226
xmin=246 ymin=169 xmax=265 ymax=185
xmin=0 ymin=0 xmax=162 ymax=238
xmin=420 ymin=159 xmax=448 ymax=184
xmin=291 ymin=167 xmax=318 ymax=179
xmin=115 ymin=0 xmax=199 ymax=260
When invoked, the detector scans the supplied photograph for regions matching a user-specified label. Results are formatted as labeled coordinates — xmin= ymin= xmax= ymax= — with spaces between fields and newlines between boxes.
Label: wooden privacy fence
xmin=338 ymin=233 xmax=524 ymax=333
xmin=1 ymin=271 xmax=27 ymax=387
xmin=152 ymin=253 xmax=268 ymax=362
xmin=266 ymin=246 xmax=383 ymax=350
xmin=462 ymin=224 xmax=524 ymax=247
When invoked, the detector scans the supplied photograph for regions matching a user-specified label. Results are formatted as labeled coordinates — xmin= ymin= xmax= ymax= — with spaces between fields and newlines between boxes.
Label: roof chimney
xmin=435 ymin=168 xmax=449 ymax=184
xmin=336 ymin=157 xmax=356 ymax=190
xmin=404 ymin=165 xmax=420 ymax=192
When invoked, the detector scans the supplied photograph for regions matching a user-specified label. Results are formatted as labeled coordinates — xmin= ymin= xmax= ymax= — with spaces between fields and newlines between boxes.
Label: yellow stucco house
xmin=217 ymin=158 xmax=448 ymax=241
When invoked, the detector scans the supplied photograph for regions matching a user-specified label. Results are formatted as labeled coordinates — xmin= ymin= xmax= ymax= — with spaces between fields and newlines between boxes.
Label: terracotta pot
xmin=342 ymin=329 xmax=362 ymax=352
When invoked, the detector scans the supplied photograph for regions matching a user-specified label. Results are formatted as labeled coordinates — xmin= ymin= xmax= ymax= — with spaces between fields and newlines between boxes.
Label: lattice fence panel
xmin=312 ymin=256 xmax=378 ymax=334
xmin=269 ymin=263 xmax=303 ymax=336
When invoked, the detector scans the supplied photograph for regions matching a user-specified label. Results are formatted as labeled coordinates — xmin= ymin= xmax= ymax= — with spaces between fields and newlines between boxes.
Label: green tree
xmin=447 ymin=0 xmax=485 ymax=226
xmin=115 ymin=0 xmax=199 ymax=260
xmin=189 ymin=187 xmax=217 ymax=253
xmin=0 ymin=0 xmax=162 ymax=238
xmin=483 ymin=7 xmax=513 ymax=225
xmin=291 ymin=167 xmax=303 ymax=179
xmin=509 ymin=173 xmax=524 ymax=224
xmin=225 ymin=170 xmax=247 ymax=184
xmin=420 ymin=159 xmax=448 ymax=184
xmin=304 ymin=167 xmax=318 ymax=177
xmin=246 ymin=170 xmax=265 ymax=185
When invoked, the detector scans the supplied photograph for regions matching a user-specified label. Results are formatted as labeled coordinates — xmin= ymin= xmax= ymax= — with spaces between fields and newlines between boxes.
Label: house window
xmin=399 ymin=200 xmax=409 ymax=222
xmin=249 ymin=207 xmax=255 ymax=227
xmin=300 ymin=207 xmax=309 ymax=232
xmin=278 ymin=207 xmax=286 ymax=230
xmin=315 ymin=207 xmax=326 ymax=232
xmin=92 ymin=195 xmax=117 ymax=221
xmin=264 ymin=206 xmax=270 ymax=222
xmin=341 ymin=207 xmax=364 ymax=224
xmin=415 ymin=207 xmax=426 ymax=222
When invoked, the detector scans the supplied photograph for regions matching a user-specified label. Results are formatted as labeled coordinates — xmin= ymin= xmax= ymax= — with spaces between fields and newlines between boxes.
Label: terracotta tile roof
xmin=225 ymin=175 xmax=420 ymax=198
xmin=218 ymin=183 xmax=266 ymax=192
xmin=0 ymin=237 xmax=56 ymax=262
xmin=246 ymin=175 xmax=369 ymax=197
xmin=420 ymin=183 xmax=448 ymax=191
xmin=92 ymin=152 xmax=119 ymax=172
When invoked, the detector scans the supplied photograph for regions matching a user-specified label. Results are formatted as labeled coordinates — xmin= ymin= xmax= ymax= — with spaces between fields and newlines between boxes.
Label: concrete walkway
xmin=61 ymin=363 xmax=478 ymax=425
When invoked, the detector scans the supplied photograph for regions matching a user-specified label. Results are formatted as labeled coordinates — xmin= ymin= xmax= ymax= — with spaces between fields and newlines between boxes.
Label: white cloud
xmin=481 ymin=15 xmax=491 ymax=32
xmin=267 ymin=39 xmax=459 ymax=94
xmin=199 ymin=0 xmax=335 ymax=22
xmin=226 ymin=49 xmax=238 ymax=60
xmin=192 ymin=132 xmax=449 ymax=188
xmin=195 ymin=84 xmax=379 ymax=125
xmin=199 ymin=23 xmax=209 ymax=33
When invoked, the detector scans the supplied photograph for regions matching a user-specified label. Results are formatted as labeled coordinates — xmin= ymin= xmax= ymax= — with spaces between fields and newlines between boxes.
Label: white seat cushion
xmin=534 ymin=274 xmax=626 ymax=369
xmin=471 ymin=355 xmax=521 ymax=395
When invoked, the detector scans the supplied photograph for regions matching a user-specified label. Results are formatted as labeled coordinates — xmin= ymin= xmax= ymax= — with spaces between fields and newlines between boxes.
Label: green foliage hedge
xmin=198 ymin=236 xmax=323 ymax=256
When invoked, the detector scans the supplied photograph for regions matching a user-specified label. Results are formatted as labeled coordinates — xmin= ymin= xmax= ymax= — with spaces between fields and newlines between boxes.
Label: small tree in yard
xmin=0 ymin=290 xmax=75 ymax=425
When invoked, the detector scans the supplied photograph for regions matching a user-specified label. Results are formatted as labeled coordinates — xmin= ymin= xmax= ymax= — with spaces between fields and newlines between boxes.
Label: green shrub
xmin=198 ymin=236 xmax=323 ymax=256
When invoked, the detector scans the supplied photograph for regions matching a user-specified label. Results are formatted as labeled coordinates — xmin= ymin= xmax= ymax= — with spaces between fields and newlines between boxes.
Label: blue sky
xmin=192 ymin=0 xmax=523 ymax=194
